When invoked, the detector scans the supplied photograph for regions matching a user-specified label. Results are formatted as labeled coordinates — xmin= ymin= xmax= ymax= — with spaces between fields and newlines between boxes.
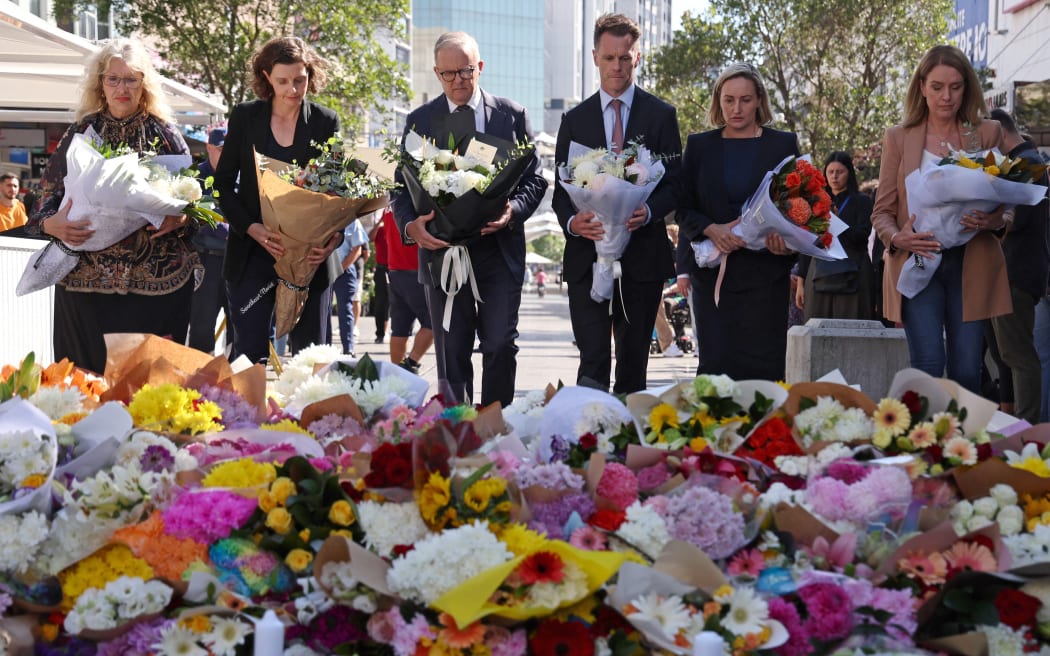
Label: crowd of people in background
xmin=12 ymin=17 xmax=1049 ymax=423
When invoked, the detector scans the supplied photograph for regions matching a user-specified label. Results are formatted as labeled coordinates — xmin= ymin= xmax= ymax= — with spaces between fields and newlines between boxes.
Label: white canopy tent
xmin=524 ymin=211 xmax=562 ymax=241
xmin=0 ymin=4 xmax=225 ymax=126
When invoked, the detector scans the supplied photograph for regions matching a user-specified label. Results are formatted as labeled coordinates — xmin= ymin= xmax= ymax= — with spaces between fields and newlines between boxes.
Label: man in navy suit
xmin=552 ymin=13 xmax=682 ymax=394
xmin=391 ymin=31 xmax=547 ymax=407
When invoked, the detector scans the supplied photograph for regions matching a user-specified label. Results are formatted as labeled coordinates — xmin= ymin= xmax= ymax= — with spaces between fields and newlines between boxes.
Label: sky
xmin=673 ymin=0 xmax=710 ymax=32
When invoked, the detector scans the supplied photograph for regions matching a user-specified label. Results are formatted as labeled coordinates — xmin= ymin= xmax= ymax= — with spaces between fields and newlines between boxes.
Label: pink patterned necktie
xmin=610 ymin=98 xmax=624 ymax=153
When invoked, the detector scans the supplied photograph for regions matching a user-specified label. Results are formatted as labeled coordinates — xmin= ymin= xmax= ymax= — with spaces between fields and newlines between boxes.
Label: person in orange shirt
xmin=0 ymin=173 xmax=28 ymax=232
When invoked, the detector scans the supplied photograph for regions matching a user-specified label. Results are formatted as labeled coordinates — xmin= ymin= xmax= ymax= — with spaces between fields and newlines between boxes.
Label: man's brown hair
xmin=593 ymin=13 xmax=640 ymax=49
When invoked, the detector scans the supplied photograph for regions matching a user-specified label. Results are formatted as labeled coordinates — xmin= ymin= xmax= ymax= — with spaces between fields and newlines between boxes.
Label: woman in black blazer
xmin=214 ymin=36 xmax=342 ymax=364
xmin=676 ymin=63 xmax=800 ymax=381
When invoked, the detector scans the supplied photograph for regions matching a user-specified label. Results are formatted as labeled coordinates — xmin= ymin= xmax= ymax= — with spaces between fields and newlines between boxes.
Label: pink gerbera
xmin=943 ymin=436 xmax=978 ymax=465
xmin=727 ymin=549 xmax=766 ymax=577
xmin=944 ymin=541 xmax=998 ymax=574
xmin=569 ymin=525 xmax=607 ymax=551
xmin=898 ymin=551 xmax=948 ymax=585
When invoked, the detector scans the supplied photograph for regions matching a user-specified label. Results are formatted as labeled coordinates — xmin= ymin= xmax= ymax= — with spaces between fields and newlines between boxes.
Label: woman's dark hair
xmin=823 ymin=151 xmax=859 ymax=195
xmin=251 ymin=36 xmax=329 ymax=100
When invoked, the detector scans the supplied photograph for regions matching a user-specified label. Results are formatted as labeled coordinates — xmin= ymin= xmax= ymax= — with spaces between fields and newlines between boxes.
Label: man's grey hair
xmin=434 ymin=31 xmax=480 ymax=62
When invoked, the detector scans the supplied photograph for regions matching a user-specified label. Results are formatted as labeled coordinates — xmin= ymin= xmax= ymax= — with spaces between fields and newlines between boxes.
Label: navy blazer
xmin=390 ymin=90 xmax=547 ymax=284
xmin=552 ymin=87 xmax=682 ymax=284
xmin=677 ymin=127 xmax=800 ymax=287
xmin=213 ymin=99 xmax=340 ymax=284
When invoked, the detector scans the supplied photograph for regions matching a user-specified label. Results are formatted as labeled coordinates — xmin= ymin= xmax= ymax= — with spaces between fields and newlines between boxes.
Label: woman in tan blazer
xmin=871 ymin=45 xmax=1010 ymax=393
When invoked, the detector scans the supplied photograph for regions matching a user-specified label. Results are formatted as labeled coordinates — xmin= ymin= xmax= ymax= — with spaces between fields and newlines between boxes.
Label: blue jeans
xmin=334 ymin=263 xmax=360 ymax=354
xmin=1035 ymin=295 xmax=1050 ymax=422
xmin=901 ymin=247 xmax=985 ymax=394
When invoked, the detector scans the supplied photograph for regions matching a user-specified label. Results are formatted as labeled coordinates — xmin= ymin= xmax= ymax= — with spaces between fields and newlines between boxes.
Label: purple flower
xmin=528 ymin=493 xmax=597 ymax=537
xmin=548 ymin=435 xmax=570 ymax=463
xmin=636 ymin=463 xmax=671 ymax=492
xmin=768 ymin=597 xmax=810 ymax=656
xmin=200 ymin=384 xmax=259 ymax=429
xmin=162 ymin=490 xmax=258 ymax=542
xmin=140 ymin=444 xmax=174 ymax=473
xmin=824 ymin=459 xmax=869 ymax=484
xmin=96 ymin=617 xmax=171 ymax=656
xmin=659 ymin=485 xmax=745 ymax=559
xmin=798 ymin=581 xmax=854 ymax=641
xmin=516 ymin=462 xmax=584 ymax=491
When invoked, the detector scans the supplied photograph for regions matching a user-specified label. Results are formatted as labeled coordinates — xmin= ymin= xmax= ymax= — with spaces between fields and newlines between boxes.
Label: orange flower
xmin=436 ymin=613 xmax=486 ymax=649
xmin=812 ymin=192 xmax=832 ymax=218
xmin=784 ymin=172 xmax=802 ymax=189
xmin=113 ymin=511 xmax=210 ymax=581
xmin=786 ymin=197 xmax=812 ymax=225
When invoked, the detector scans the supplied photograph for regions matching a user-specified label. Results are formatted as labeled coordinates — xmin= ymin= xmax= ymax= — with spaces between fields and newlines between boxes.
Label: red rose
xmin=531 ymin=620 xmax=595 ymax=656
xmin=383 ymin=457 xmax=412 ymax=486
xmin=820 ymin=232 xmax=833 ymax=247
xmin=339 ymin=480 xmax=364 ymax=502
xmin=901 ymin=390 xmax=923 ymax=416
xmin=588 ymin=508 xmax=626 ymax=531
xmin=784 ymin=172 xmax=802 ymax=188
xmin=976 ymin=442 xmax=993 ymax=461
xmin=578 ymin=433 xmax=598 ymax=451
xmin=994 ymin=588 xmax=1042 ymax=628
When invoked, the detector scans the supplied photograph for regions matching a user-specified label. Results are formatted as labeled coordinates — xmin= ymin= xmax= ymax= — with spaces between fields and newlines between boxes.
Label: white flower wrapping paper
xmin=692 ymin=154 xmax=849 ymax=268
xmin=0 ymin=397 xmax=58 ymax=517
xmin=16 ymin=129 xmax=192 ymax=296
xmin=896 ymin=151 xmax=1048 ymax=298
xmin=557 ymin=141 xmax=665 ymax=303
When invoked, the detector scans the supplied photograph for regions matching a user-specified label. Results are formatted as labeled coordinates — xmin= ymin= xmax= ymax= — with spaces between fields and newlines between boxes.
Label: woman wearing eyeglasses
xmin=213 ymin=36 xmax=342 ymax=364
xmin=26 ymin=38 xmax=198 ymax=374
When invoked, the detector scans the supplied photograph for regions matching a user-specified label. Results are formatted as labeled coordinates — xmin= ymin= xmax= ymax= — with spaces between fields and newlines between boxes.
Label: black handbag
xmin=812 ymin=257 xmax=859 ymax=294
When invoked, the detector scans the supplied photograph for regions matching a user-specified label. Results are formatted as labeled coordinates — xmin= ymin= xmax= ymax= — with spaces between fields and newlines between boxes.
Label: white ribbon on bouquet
xmin=438 ymin=244 xmax=483 ymax=331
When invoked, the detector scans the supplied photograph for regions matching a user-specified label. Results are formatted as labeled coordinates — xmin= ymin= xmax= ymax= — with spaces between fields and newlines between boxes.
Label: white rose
xmin=149 ymin=177 xmax=173 ymax=196
xmin=434 ymin=149 xmax=455 ymax=166
xmin=573 ymin=159 xmax=599 ymax=187
xmin=973 ymin=497 xmax=999 ymax=519
xmin=997 ymin=505 xmax=1025 ymax=536
xmin=172 ymin=176 xmax=203 ymax=203
xmin=351 ymin=594 xmax=377 ymax=614
xmin=587 ymin=172 xmax=612 ymax=192
xmin=990 ymin=483 xmax=1019 ymax=507
xmin=966 ymin=514 xmax=994 ymax=533
xmin=625 ymin=162 xmax=649 ymax=185
xmin=453 ymin=154 xmax=482 ymax=172
xmin=950 ymin=499 xmax=974 ymax=522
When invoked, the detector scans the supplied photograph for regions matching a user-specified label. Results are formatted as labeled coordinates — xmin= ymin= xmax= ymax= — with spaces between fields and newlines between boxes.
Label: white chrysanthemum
xmin=773 ymin=455 xmax=809 ymax=477
xmin=29 ymin=386 xmax=84 ymax=420
xmin=1005 ymin=523 xmax=1050 ymax=568
xmin=615 ymin=501 xmax=671 ymax=559
xmin=626 ymin=592 xmax=694 ymax=638
xmin=832 ymin=407 xmax=875 ymax=443
xmin=116 ymin=431 xmax=179 ymax=469
xmin=155 ymin=623 xmax=208 ymax=656
xmin=0 ymin=511 xmax=49 ymax=573
xmin=272 ymin=345 xmax=343 ymax=399
xmin=997 ymin=505 xmax=1025 ymax=536
xmin=204 ymin=616 xmax=251 ymax=656
xmin=973 ymin=496 xmax=999 ymax=519
xmin=759 ymin=482 xmax=799 ymax=509
xmin=525 ymin=560 xmax=589 ymax=609
xmin=719 ymin=586 xmax=769 ymax=637
xmin=357 ymin=500 xmax=430 ymax=557
xmin=598 ymin=156 xmax=625 ymax=179
xmin=572 ymin=159 xmax=600 ymax=187
xmin=387 ymin=522 xmax=512 ymax=603
xmin=991 ymin=484 xmax=1019 ymax=507
xmin=983 ymin=623 xmax=1029 ymax=656
xmin=172 ymin=176 xmax=203 ymax=203
xmin=287 ymin=370 xmax=358 ymax=409
xmin=149 ymin=176 xmax=174 ymax=197
xmin=570 ymin=149 xmax=605 ymax=169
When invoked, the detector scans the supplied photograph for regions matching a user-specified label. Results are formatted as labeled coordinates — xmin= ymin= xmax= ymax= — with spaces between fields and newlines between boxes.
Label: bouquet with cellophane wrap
xmin=557 ymin=140 xmax=666 ymax=303
xmin=692 ymin=155 xmax=849 ymax=269
xmin=897 ymin=148 xmax=1048 ymax=299
xmin=258 ymin=136 xmax=393 ymax=338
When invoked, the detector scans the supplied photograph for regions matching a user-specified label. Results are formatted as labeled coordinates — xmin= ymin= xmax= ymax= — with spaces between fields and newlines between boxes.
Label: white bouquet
xmin=897 ymin=148 xmax=1048 ymax=298
xmin=692 ymin=154 xmax=849 ymax=269
xmin=558 ymin=141 xmax=666 ymax=302
xmin=0 ymin=397 xmax=58 ymax=517
xmin=16 ymin=127 xmax=193 ymax=296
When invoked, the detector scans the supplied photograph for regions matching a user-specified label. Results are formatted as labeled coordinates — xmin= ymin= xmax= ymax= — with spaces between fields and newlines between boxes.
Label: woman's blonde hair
xmin=76 ymin=38 xmax=173 ymax=124
xmin=903 ymin=45 xmax=985 ymax=128
xmin=707 ymin=62 xmax=774 ymax=128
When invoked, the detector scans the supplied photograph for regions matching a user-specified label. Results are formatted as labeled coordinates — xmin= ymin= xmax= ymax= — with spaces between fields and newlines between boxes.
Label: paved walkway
xmin=343 ymin=287 xmax=700 ymax=400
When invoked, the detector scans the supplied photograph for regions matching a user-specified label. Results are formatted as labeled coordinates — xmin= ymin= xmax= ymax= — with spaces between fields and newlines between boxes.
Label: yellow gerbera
xmin=872 ymin=398 xmax=911 ymax=437
xmin=417 ymin=471 xmax=451 ymax=525
xmin=649 ymin=403 xmax=679 ymax=431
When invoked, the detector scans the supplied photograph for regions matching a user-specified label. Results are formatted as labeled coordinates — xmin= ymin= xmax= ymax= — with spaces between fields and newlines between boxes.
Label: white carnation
xmin=387 ymin=522 xmax=512 ymax=603
xmin=965 ymin=514 xmax=994 ymax=533
xmin=357 ymin=500 xmax=430 ymax=558
xmin=996 ymin=505 xmax=1025 ymax=536
xmin=615 ymin=501 xmax=671 ymax=560
xmin=171 ymin=176 xmax=203 ymax=203
xmin=990 ymin=483 xmax=1019 ymax=507
xmin=973 ymin=496 xmax=999 ymax=519
xmin=950 ymin=500 xmax=974 ymax=522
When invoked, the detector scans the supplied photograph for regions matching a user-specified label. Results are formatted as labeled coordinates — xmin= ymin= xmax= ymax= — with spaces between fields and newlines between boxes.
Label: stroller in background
xmin=651 ymin=293 xmax=694 ymax=355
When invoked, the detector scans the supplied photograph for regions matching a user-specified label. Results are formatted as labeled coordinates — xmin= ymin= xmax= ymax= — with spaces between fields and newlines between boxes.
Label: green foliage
xmin=0 ymin=352 xmax=38 ymax=401
xmin=646 ymin=0 xmax=954 ymax=178
xmin=55 ymin=0 xmax=411 ymax=140
xmin=527 ymin=233 xmax=565 ymax=264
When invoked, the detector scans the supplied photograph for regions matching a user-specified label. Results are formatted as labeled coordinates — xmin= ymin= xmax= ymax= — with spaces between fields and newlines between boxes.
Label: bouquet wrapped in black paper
xmin=396 ymin=114 xmax=536 ymax=330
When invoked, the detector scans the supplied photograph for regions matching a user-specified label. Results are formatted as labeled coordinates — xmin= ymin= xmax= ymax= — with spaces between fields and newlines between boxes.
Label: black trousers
xmin=188 ymin=251 xmax=230 ymax=352
xmin=568 ymin=276 xmax=662 ymax=394
xmin=373 ymin=264 xmax=389 ymax=338
xmin=54 ymin=283 xmax=192 ymax=375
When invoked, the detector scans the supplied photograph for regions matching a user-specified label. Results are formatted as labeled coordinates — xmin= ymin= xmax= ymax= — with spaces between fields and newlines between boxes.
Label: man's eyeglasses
xmin=436 ymin=66 xmax=476 ymax=82
xmin=100 ymin=74 xmax=143 ymax=89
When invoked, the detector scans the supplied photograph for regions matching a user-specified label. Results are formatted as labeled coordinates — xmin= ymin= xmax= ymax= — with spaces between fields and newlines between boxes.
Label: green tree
xmin=527 ymin=233 xmax=565 ymax=265
xmin=58 ymin=0 xmax=410 ymax=139
xmin=647 ymin=0 xmax=953 ymax=177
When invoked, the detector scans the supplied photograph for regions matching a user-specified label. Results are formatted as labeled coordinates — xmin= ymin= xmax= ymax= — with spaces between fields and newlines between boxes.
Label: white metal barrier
xmin=0 ymin=235 xmax=54 ymax=365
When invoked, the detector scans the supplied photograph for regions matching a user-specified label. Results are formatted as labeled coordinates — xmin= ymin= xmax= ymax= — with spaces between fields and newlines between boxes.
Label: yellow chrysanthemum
xmin=956 ymin=156 xmax=981 ymax=169
xmin=260 ymin=419 xmax=312 ymax=435
xmin=689 ymin=437 xmax=709 ymax=452
xmin=498 ymin=523 xmax=548 ymax=556
xmin=417 ymin=471 xmax=452 ymax=525
xmin=127 ymin=383 xmax=223 ymax=435
xmin=983 ymin=165 xmax=1001 ymax=176
xmin=58 ymin=544 xmax=153 ymax=611
xmin=649 ymin=403 xmax=679 ymax=431
xmin=873 ymin=398 xmax=911 ymax=437
xmin=202 ymin=458 xmax=277 ymax=492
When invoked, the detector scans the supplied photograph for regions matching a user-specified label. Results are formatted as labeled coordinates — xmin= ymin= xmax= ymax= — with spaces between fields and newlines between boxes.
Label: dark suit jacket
xmin=1001 ymin=140 xmax=1049 ymax=300
xmin=553 ymin=87 xmax=682 ymax=284
xmin=213 ymin=99 xmax=340 ymax=284
xmin=390 ymin=90 xmax=547 ymax=284
xmin=677 ymin=127 xmax=801 ymax=288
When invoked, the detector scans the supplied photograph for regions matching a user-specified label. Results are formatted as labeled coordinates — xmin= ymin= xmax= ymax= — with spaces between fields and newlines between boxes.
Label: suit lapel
xmin=292 ymin=100 xmax=313 ymax=162
xmin=702 ymin=131 xmax=730 ymax=220
xmin=577 ymin=94 xmax=606 ymax=150
xmin=624 ymin=88 xmax=647 ymax=144
xmin=481 ymin=90 xmax=511 ymax=140
xmin=251 ymin=101 xmax=271 ymax=153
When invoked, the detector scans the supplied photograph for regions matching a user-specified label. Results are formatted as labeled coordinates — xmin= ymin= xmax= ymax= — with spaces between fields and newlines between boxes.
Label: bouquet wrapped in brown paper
xmin=256 ymin=137 xmax=393 ymax=338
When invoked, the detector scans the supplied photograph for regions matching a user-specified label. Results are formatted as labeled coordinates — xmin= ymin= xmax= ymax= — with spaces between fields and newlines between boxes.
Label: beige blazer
xmin=871 ymin=119 xmax=1011 ymax=323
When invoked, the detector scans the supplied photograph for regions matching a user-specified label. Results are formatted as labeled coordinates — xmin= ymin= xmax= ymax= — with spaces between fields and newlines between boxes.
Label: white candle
xmin=692 ymin=631 xmax=725 ymax=656
xmin=253 ymin=609 xmax=285 ymax=656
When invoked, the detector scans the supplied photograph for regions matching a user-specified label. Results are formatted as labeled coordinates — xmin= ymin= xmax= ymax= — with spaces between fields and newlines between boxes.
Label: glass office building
xmin=412 ymin=0 xmax=545 ymax=126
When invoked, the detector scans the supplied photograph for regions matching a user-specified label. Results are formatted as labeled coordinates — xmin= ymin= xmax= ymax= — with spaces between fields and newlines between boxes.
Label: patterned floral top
xmin=27 ymin=112 xmax=201 ymax=295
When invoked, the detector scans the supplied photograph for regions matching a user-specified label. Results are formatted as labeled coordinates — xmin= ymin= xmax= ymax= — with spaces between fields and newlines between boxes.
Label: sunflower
xmin=649 ymin=403 xmax=679 ymax=431
xmin=872 ymin=398 xmax=911 ymax=437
